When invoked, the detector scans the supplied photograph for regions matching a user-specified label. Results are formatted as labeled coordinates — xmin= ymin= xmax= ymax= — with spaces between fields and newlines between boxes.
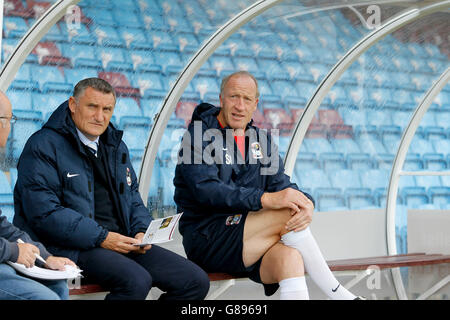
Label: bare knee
xmin=260 ymin=244 xmax=304 ymax=284
xmin=278 ymin=246 xmax=304 ymax=279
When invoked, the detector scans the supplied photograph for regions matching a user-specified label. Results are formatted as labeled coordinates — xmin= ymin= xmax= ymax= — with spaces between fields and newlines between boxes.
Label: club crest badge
xmin=250 ymin=142 xmax=263 ymax=159
xmin=225 ymin=214 xmax=242 ymax=226
xmin=126 ymin=167 xmax=132 ymax=186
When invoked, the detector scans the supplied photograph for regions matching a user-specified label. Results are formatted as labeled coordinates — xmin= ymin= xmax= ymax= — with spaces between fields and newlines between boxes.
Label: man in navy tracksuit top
xmin=174 ymin=71 xmax=360 ymax=300
xmin=14 ymin=78 xmax=209 ymax=300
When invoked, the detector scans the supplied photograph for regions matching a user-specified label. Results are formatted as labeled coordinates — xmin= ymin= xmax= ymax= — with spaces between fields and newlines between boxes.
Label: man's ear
xmin=68 ymin=96 xmax=76 ymax=113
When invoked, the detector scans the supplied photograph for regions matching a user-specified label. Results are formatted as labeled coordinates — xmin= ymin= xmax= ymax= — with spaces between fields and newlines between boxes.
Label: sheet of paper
xmin=135 ymin=213 xmax=182 ymax=246
xmin=7 ymin=261 xmax=82 ymax=280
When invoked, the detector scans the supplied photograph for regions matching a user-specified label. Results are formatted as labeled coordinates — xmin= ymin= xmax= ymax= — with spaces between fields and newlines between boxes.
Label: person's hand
xmin=100 ymin=232 xmax=141 ymax=254
xmin=285 ymin=192 xmax=314 ymax=232
xmin=45 ymin=256 xmax=77 ymax=271
xmin=134 ymin=232 xmax=151 ymax=254
xmin=261 ymin=188 xmax=310 ymax=214
xmin=16 ymin=242 xmax=40 ymax=268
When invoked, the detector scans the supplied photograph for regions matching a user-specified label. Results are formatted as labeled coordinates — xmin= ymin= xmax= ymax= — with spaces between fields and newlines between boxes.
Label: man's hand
xmin=261 ymin=188 xmax=315 ymax=232
xmin=100 ymin=232 xmax=142 ymax=254
xmin=45 ymin=256 xmax=77 ymax=271
xmin=16 ymin=242 xmax=40 ymax=268
xmin=134 ymin=232 xmax=151 ymax=254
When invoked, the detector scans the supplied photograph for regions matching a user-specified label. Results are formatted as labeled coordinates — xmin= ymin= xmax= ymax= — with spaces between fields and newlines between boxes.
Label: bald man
xmin=0 ymin=91 xmax=75 ymax=300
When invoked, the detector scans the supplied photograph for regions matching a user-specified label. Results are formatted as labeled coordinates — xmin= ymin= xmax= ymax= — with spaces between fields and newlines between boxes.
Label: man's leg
xmin=243 ymin=209 xmax=309 ymax=300
xmin=131 ymin=245 xmax=210 ymax=300
xmin=77 ymin=248 xmax=152 ymax=300
xmin=243 ymin=208 xmax=356 ymax=300
xmin=0 ymin=263 xmax=62 ymax=300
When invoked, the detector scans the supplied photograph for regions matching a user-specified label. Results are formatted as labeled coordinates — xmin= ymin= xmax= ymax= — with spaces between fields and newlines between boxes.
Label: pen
xmin=17 ymin=238 xmax=47 ymax=265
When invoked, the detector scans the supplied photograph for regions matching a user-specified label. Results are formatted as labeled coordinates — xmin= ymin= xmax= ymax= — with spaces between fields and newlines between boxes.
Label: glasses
xmin=0 ymin=114 xmax=17 ymax=124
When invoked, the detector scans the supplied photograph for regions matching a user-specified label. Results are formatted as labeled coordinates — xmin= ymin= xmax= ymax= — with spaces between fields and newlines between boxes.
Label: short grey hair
xmin=73 ymin=77 xmax=116 ymax=101
xmin=220 ymin=71 xmax=260 ymax=99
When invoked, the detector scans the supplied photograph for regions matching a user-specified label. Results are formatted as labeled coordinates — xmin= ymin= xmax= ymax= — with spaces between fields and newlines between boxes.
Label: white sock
xmin=279 ymin=276 xmax=309 ymax=300
xmin=281 ymin=227 xmax=356 ymax=300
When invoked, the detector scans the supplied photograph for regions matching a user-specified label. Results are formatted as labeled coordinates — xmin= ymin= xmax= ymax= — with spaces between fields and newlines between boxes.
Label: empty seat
xmin=10 ymin=110 xmax=44 ymax=160
xmin=409 ymin=137 xmax=435 ymax=156
xmin=357 ymin=136 xmax=387 ymax=155
xmin=423 ymin=153 xmax=447 ymax=170
xmin=331 ymin=138 xmax=361 ymax=154
xmin=403 ymin=153 xmax=424 ymax=171
xmin=302 ymin=138 xmax=334 ymax=156
xmin=295 ymin=152 xmax=321 ymax=170
xmin=314 ymin=188 xmax=347 ymax=212
xmin=345 ymin=188 xmax=377 ymax=210
xmin=346 ymin=153 xmax=374 ymax=170
xmin=432 ymin=139 xmax=450 ymax=157
xmin=232 ymin=57 xmax=259 ymax=73
xmin=30 ymin=65 xmax=66 ymax=91
xmin=401 ymin=186 xmax=429 ymax=207
xmin=428 ymin=186 xmax=450 ymax=208
xmin=296 ymin=169 xmax=332 ymax=190
xmin=320 ymin=152 xmax=346 ymax=171
xmin=92 ymin=25 xmax=123 ymax=47
xmin=132 ymin=72 xmax=164 ymax=97
xmin=329 ymin=169 xmax=362 ymax=190
xmin=114 ymin=98 xmax=143 ymax=123
xmin=32 ymin=92 xmax=67 ymax=118
xmin=270 ymin=80 xmax=298 ymax=98
xmin=3 ymin=17 xmax=28 ymax=38
xmin=263 ymin=108 xmax=293 ymax=132
xmin=424 ymin=126 xmax=446 ymax=140
xmin=64 ymin=68 xmax=99 ymax=86
xmin=360 ymin=169 xmax=390 ymax=191
xmin=415 ymin=175 xmax=442 ymax=190
xmin=121 ymin=116 xmax=152 ymax=150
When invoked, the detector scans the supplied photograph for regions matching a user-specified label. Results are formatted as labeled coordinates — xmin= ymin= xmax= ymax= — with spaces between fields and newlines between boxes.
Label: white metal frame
xmin=386 ymin=67 xmax=450 ymax=299
xmin=0 ymin=0 xmax=81 ymax=91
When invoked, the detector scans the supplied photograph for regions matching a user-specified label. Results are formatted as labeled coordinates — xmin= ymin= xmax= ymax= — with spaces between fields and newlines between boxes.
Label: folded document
xmin=135 ymin=213 xmax=183 ymax=246
xmin=7 ymin=261 xmax=82 ymax=280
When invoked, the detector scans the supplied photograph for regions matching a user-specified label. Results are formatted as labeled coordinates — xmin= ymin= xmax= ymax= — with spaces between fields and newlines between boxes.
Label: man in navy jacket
xmin=174 ymin=71 xmax=360 ymax=300
xmin=0 ymin=90 xmax=74 ymax=300
xmin=14 ymin=78 xmax=209 ymax=300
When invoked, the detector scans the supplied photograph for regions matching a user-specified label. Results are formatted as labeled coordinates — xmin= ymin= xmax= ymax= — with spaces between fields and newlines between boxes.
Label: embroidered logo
xmin=126 ymin=167 xmax=132 ymax=186
xmin=250 ymin=142 xmax=263 ymax=159
xmin=225 ymin=214 xmax=242 ymax=226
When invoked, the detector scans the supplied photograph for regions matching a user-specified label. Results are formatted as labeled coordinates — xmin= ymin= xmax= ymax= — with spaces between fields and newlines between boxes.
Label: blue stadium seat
xmin=59 ymin=22 xmax=94 ymax=44
xmin=3 ymin=17 xmax=28 ymax=38
xmin=152 ymin=47 xmax=183 ymax=70
xmin=428 ymin=186 xmax=450 ymax=209
xmin=295 ymin=152 xmax=321 ymax=170
xmin=329 ymin=169 xmax=362 ymax=190
xmin=367 ymin=110 xmax=393 ymax=128
xmin=357 ymin=136 xmax=387 ymax=155
xmin=121 ymin=116 xmax=152 ymax=150
xmin=320 ymin=152 xmax=346 ymax=171
xmin=423 ymin=153 xmax=447 ymax=170
xmin=114 ymin=98 xmax=143 ymax=123
xmin=398 ymin=174 xmax=416 ymax=190
xmin=30 ymin=65 xmax=66 ymax=91
xmin=360 ymin=169 xmax=390 ymax=191
xmin=424 ymin=126 xmax=446 ymax=140
xmin=401 ymin=186 xmax=429 ymax=207
xmin=32 ymin=92 xmax=67 ymax=119
xmin=403 ymin=153 xmax=424 ymax=171
xmin=431 ymin=139 xmax=450 ymax=157
xmin=346 ymin=153 xmax=374 ymax=170
xmin=84 ymin=8 xmax=117 ymax=26
xmin=113 ymin=10 xmax=142 ymax=28
xmin=375 ymin=153 xmax=394 ymax=170
xmin=0 ymin=204 xmax=15 ymax=223
xmin=415 ymin=175 xmax=442 ymax=190
xmin=232 ymin=57 xmax=259 ymax=73
xmin=296 ymin=169 xmax=332 ymax=190
xmin=191 ymin=70 xmax=220 ymax=99
xmin=7 ymin=89 xmax=32 ymax=110
xmin=270 ymin=80 xmax=298 ymax=99
xmin=409 ymin=137 xmax=435 ymax=156
xmin=209 ymin=55 xmax=235 ymax=76
xmin=314 ymin=188 xmax=348 ymax=212
xmin=60 ymin=43 xmax=97 ymax=66
xmin=0 ymin=171 xmax=12 ymax=194
xmin=65 ymin=68 xmax=99 ymax=86
xmin=92 ymin=25 xmax=124 ymax=47
xmin=10 ymin=110 xmax=44 ymax=160
xmin=149 ymin=31 xmax=175 ymax=49
xmin=339 ymin=108 xmax=367 ymax=127
xmin=345 ymin=188 xmax=377 ymax=210
xmin=117 ymin=27 xmax=148 ymax=49
xmin=302 ymin=138 xmax=334 ymax=156
xmin=140 ymin=90 xmax=166 ymax=118
xmin=129 ymin=50 xmax=155 ymax=70
xmin=132 ymin=72 xmax=165 ymax=97
xmin=331 ymin=138 xmax=361 ymax=154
